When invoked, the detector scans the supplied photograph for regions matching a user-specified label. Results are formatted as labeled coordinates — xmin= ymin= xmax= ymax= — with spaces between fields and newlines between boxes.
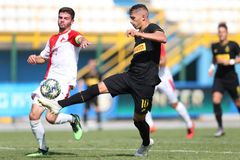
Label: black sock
xmin=213 ymin=103 xmax=223 ymax=128
xmin=58 ymin=84 xmax=100 ymax=107
xmin=134 ymin=120 xmax=150 ymax=146
xmin=83 ymin=112 xmax=87 ymax=124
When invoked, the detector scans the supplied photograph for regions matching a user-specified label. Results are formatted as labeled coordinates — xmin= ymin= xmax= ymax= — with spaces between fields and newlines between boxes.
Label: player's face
xmin=58 ymin=12 xmax=73 ymax=31
xmin=130 ymin=11 xmax=143 ymax=29
xmin=218 ymin=27 xmax=228 ymax=42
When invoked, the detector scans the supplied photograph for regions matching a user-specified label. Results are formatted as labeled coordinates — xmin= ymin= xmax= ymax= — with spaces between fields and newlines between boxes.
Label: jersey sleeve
xmin=232 ymin=42 xmax=240 ymax=57
xmin=40 ymin=39 xmax=51 ymax=59
xmin=148 ymin=23 xmax=164 ymax=33
xmin=160 ymin=44 xmax=166 ymax=58
xmin=68 ymin=30 xmax=83 ymax=47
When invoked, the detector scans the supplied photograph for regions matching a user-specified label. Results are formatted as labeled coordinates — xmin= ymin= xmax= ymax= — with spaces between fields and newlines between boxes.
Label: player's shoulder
xmin=228 ymin=40 xmax=239 ymax=47
xmin=68 ymin=30 xmax=82 ymax=36
xmin=147 ymin=23 xmax=164 ymax=33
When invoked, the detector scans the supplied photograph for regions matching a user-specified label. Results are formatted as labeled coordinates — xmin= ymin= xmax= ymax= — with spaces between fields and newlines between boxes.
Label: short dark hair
xmin=59 ymin=7 xmax=75 ymax=20
xmin=128 ymin=4 xmax=148 ymax=15
xmin=218 ymin=22 xmax=228 ymax=31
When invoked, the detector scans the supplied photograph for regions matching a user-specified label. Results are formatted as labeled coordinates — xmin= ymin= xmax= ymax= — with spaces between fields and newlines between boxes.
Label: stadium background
xmin=0 ymin=0 xmax=240 ymax=123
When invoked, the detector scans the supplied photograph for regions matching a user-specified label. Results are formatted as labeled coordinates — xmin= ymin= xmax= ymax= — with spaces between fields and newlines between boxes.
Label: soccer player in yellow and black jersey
xmin=78 ymin=59 xmax=102 ymax=130
xmin=38 ymin=4 xmax=167 ymax=156
xmin=208 ymin=22 xmax=240 ymax=137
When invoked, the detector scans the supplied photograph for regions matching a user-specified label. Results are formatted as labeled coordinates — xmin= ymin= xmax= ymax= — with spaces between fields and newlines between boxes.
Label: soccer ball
xmin=40 ymin=79 xmax=61 ymax=99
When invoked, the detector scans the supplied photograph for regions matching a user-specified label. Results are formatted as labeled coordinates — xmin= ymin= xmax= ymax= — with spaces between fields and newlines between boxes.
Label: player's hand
xmin=208 ymin=69 xmax=214 ymax=76
xmin=126 ymin=29 xmax=140 ymax=37
xmin=27 ymin=54 xmax=37 ymax=64
xmin=80 ymin=38 xmax=91 ymax=49
xmin=208 ymin=64 xmax=215 ymax=76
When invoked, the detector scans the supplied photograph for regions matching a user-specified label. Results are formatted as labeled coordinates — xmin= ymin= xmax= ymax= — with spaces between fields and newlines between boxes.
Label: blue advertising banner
xmin=0 ymin=83 xmax=37 ymax=117
xmin=0 ymin=83 xmax=237 ymax=119
xmin=0 ymin=83 xmax=118 ymax=120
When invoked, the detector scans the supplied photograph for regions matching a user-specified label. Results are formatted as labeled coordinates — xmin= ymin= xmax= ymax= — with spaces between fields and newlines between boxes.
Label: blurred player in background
xmin=26 ymin=7 xmax=90 ymax=156
xmin=39 ymin=4 xmax=167 ymax=157
xmin=145 ymin=44 xmax=195 ymax=139
xmin=208 ymin=22 xmax=240 ymax=137
xmin=78 ymin=59 xmax=102 ymax=131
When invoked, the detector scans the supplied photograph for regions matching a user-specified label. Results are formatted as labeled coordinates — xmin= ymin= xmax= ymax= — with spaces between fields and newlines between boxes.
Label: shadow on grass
xmin=25 ymin=151 xmax=77 ymax=158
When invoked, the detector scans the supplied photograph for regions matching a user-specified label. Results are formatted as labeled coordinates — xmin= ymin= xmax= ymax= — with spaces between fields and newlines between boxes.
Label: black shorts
xmin=85 ymin=97 xmax=98 ymax=110
xmin=213 ymin=74 xmax=240 ymax=100
xmin=103 ymin=72 xmax=155 ymax=114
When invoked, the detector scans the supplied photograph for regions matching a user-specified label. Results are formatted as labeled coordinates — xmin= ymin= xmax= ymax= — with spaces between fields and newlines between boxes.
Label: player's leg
xmin=212 ymin=78 xmax=225 ymax=137
xmin=44 ymin=85 xmax=83 ymax=140
xmin=38 ymin=73 xmax=132 ymax=114
xmin=157 ymin=76 xmax=194 ymax=138
xmin=27 ymin=103 xmax=48 ymax=157
xmin=145 ymin=111 xmax=157 ymax=133
xmin=212 ymin=91 xmax=224 ymax=137
xmin=171 ymin=102 xmax=194 ymax=138
xmin=38 ymin=82 xmax=107 ymax=114
xmin=132 ymin=84 xmax=155 ymax=156
xmin=227 ymin=79 xmax=240 ymax=114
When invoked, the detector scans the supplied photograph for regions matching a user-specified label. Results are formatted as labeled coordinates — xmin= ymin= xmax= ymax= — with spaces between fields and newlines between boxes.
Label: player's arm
xmin=27 ymin=54 xmax=46 ymax=64
xmin=208 ymin=59 xmax=216 ymax=77
xmin=126 ymin=29 xmax=167 ymax=43
xmin=75 ymin=35 xmax=91 ymax=49
xmin=208 ymin=44 xmax=217 ymax=76
xmin=160 ymin=54 xmax=167 ymax=67
xmin=217 ymin=42 xmax=240 ymax=65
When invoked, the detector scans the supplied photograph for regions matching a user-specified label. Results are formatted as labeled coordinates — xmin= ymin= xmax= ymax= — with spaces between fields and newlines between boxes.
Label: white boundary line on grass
xmin=1 ymin=146 xmax=239 ymax=155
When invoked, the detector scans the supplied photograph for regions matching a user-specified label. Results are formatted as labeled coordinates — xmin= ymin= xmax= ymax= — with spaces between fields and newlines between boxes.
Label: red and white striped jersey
xmin=40 ymin=29 xmax=82 ymax=87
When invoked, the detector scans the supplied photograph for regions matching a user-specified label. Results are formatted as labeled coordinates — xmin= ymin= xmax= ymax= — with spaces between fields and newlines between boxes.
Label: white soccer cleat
xmin=214 ymin=128 xmax=225 ymax=137
xmin=134 ymin=138 xmax=154 ymax=157
xmin=38 ymin=97 xmax=62 ymax=114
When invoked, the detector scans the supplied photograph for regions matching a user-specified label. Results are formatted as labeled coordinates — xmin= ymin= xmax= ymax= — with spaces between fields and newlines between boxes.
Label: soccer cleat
xmin=38 ymin=97 xmax=62 ymax=114
xmin=186 ymin=122 xmax=195 ymax=139
xmin=70 ymin=114 xmax=83 ymax=140
xmin=26 ymin=148 xmax=48 ymax=157
xmin=134 ymin=138 xmax=154 ymax=157
xmin=214 ymin=128 xmax=225 ymax=137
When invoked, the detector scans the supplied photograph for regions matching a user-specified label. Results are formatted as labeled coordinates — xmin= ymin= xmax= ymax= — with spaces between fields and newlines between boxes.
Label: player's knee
xmin=45 ymin=115 xmax=56 ymax=124
xmin=212 ymin=92 xmax=222 ymax=104
xmin=29 ymin=111 xmax=41 ymax=120
xmin=212 ymin=97 xmax=221 ymax=104
xmin=133 ymin=113 xmax=145 ymax=122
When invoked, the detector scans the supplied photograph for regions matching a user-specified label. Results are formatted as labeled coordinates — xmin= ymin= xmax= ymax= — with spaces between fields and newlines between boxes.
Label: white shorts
xmin=31 ymin=79 xmax=71 ymax=105
xmin=155 ymin=67 xmax=178 ymax=104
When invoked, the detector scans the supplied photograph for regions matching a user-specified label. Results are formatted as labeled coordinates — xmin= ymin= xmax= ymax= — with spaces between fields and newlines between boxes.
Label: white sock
xmin=54 ymin=113 xmax=74 ymax=124
xmin=30 ymin=120 xmax=48 ymax=151
xmin=175 ymin=102 xmax=193 ymax=128
xmin=145 ymin=111 xmax=154 ymax=127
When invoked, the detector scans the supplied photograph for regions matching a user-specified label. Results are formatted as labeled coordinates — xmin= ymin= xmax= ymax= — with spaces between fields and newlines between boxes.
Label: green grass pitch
xmin=0 ymin=128 xmax=240 ymax=160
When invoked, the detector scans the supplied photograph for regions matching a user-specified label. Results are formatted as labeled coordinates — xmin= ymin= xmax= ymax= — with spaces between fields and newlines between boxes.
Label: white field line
xmin=0 ymin=147 xmax=239 ymax=155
